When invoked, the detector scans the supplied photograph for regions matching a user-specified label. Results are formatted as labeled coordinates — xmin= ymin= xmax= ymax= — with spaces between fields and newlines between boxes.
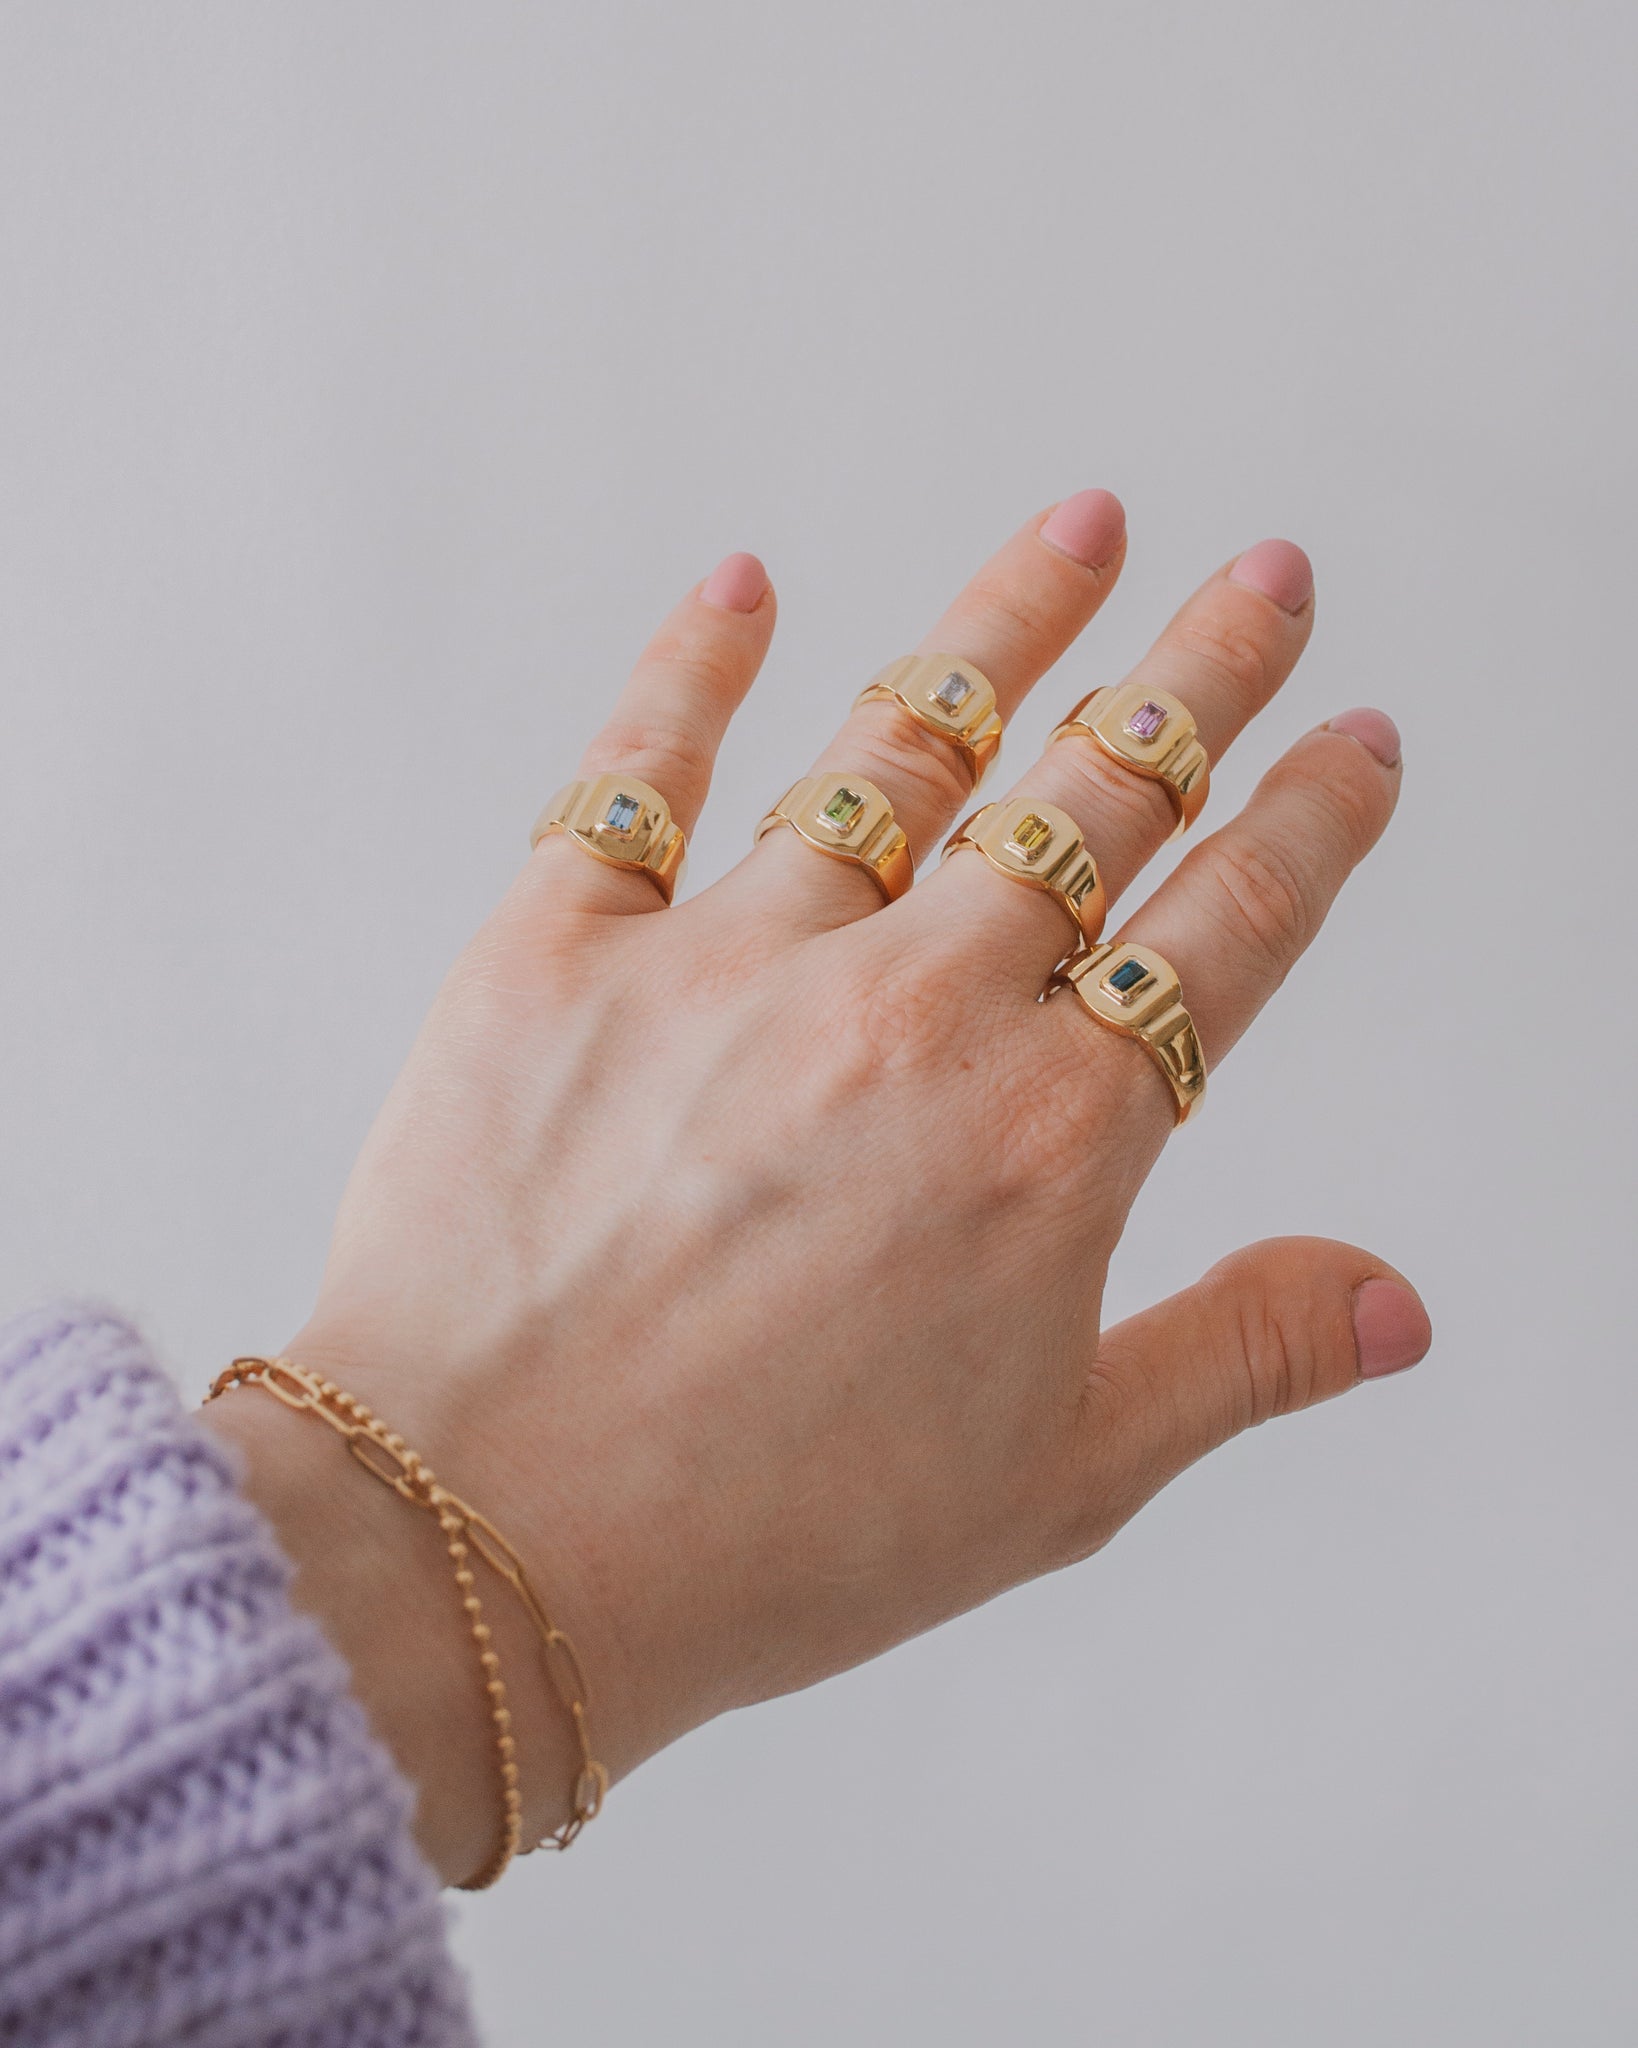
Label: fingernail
xmin=1228 ymin=538 xmax=1314 ymax=614
xmin=1352 ymin=1278 xmax=1432 ymax=1381
xmin=1039 ymin=489 xmax=1127 ymax=570
xmin=700 ymin=551 xmax=768 ymax=613
xmin=1327 ymin=707 xmax=1402 ymax=767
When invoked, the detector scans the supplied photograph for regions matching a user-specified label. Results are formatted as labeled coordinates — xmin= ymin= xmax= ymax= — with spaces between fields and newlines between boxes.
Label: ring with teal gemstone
xmin=531 ymin=774 xmax=686 ymax=904
xmin=855 ymin=654 xmax=1004 ymax=792
xmin=942 ymin=798 xmax=1106 ymax=952
xmin=1052 ymin=940 xmax=1206 ymax=1124
xmin=756 ymin=774 xmax=913 ymax=903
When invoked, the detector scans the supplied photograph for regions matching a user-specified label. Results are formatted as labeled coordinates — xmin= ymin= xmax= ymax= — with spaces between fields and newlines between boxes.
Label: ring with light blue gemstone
xmin=531 ymin=774 xmax=686 ymax=904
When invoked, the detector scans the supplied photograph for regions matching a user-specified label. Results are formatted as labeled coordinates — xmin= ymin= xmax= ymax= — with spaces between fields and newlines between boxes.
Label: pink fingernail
xmin=700 ymin=551 xmax=768 ymax=613
xmin=1039 ymin=489 xmax=1127 ymax=570
xmin=1228 ymin=538 xmax=1314 ymax=614
xmin=1328 ymin=707 xmax=1402 ymax=767
xmin=1353 ymin=1278 xmax=1432 ymax=1381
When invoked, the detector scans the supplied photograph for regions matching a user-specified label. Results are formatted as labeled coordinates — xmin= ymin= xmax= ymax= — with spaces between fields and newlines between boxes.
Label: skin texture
xmin=201 ymin=496 xmax=1431 ymax=1886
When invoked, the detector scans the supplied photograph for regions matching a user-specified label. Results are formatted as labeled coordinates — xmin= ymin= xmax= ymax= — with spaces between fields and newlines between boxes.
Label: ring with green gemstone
xmin=531 ymin=774 xmax=686 ymax=904
xmin=855 ymin=654 xmax=1003 ymax=791
xmin=1052 ymin=940 xmax=1206 ymax=1124
xmin=942 ymin=798 xmax=1106 ymax=951
xmin=755 ymin=774 xmax=913 ymax=903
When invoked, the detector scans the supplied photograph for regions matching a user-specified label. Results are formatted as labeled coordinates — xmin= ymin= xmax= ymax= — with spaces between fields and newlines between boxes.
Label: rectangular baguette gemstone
xmin=1104 ymin=957 xmax=1152 ymax=999
xmin=1124 ymin=699 xmax=1169 ymax=742
xmin=1006 ymin=812 xmax=1054 ymax=860
xmin=821 ymin=786 xmax=866 ymax=830
xmin=603 ymin=792 xmax=643 ymax=835
xmin=933 ymin=670 xmax=974 ymax=714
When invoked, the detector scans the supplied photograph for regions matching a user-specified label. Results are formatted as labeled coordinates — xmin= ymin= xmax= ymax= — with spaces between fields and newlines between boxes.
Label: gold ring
xmin=1053 ymin=941 xmax=1206 ymax=1124
xmin=942 ymin=799 xmax=1106 ymax=950
xmin=756 ymin=775 xmax=912 ymax=903
xmin=1050 ymin=683 xmax=1209 ymax=835
xmin=855 ymin=655 xmax=1003 ymax=791
xmin=530 ymin=774 xmax=686 ymax=904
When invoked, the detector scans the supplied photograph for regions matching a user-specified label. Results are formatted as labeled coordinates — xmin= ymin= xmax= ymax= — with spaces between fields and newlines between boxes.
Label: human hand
xmin=203 ymin=494 xmax=1429 ymax=1884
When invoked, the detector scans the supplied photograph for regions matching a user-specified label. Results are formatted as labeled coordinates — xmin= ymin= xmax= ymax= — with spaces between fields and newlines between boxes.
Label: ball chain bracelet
xmin=205 ymin=1355 xmax=608 ymax=1890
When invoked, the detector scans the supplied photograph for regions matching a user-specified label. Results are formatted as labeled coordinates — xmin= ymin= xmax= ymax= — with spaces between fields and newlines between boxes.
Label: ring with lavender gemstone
xmin=855 ymin=654 xmax=1003 ymax=792
xmin=1049 ymin=682 xmax=1209 ymax=836
xmin=1051 ymin=940 xmax=1206 ymax=1125
xmin=755 ymin=774 xmax=913 ymax=903
xmin=530 ymin=774 xmax=686 ymax=904
xmin=942 ymin=798 xmax=1106 ymax=953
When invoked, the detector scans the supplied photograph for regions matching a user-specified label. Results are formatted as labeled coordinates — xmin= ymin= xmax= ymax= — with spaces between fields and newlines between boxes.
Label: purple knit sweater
xmin=0 ymin=1306 xmax=475 ymax=2046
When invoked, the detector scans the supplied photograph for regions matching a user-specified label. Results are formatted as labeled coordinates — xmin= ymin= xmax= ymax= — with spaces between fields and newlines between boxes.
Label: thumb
xmin=1093 ymin=1236 xmax=1431 ymax=1486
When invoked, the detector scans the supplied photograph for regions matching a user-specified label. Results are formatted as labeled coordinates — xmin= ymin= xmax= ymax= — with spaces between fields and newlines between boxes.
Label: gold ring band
xmin=1053 ymin=941 xmax=1206 ymax=1124
xmin=531 ymin=775 xmax=686 ymax=904
xmin=943 ymin=799 xmax=1106 ymax=949
xmin=1050 ymin=683 xmax=1209 ymax=835
xmin=756 ymin=775 xmax=913 ymax=903
xmin=855 ymin=655 xmax=1003 ymax=791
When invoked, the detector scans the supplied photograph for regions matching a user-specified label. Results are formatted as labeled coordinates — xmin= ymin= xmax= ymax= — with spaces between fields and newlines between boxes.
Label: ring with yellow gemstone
xmin=1050 ymin=682 xmax=1209 ymax=836
xmin=530 ymin=774 xmax=686 ymax=904
xmin=942 ymin=798 xmax=1106 ymax=950
xmin=1052 ymin=940 xmax=1206 ymax=1124
xmin=855 ymin=654 xmax=1003 ymax=792
xmin=756 ymin=774 xmax=913 ymax=904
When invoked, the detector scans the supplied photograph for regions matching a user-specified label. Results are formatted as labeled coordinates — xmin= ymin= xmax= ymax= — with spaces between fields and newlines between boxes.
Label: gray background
xmin=2 ymin=5 xmax=1634 ymax=2042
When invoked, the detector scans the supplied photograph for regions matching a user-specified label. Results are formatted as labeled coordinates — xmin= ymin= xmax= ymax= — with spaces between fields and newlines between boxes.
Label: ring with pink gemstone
xmin=942 ymin=798 xmax=1107 ymax=953
xmin=855 ymin=654 xmax=1004 ymax=792
xmin=530 ymin=774 xmax=687 ymax=904
xmin=1049 ymin=683 xmax=1209 ymax=836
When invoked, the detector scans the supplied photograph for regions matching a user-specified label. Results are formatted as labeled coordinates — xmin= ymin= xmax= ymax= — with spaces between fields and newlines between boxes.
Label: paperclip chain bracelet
xmin=204 ymin=1356 xmax=608 ymax=1889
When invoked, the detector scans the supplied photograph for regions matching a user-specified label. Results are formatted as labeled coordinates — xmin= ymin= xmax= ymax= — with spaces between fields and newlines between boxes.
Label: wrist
xmin=197 ymin=1373 xmax=586 ymax=1885
xmin=280 ymin=1306 xmax=702 ymax=1771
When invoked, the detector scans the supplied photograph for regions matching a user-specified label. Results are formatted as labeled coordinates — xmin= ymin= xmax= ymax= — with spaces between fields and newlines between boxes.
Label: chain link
xmin=207 ymin=1356 xmax=608 ymax=1868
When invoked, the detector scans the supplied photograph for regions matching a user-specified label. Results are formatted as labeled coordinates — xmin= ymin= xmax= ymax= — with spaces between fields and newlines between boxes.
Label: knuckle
xmin=833 ymin=945 xmax=964 ymax=1075
xmin=772 ymin=962 xmax=961 ymax=1147
xmin=959 ymin=573 xmax=1064 ymax=669
xmin=645 ymin=620 xmax=749 ymax=703
xmin=1189 ymin=833 xmax=1312 ymax=979
xmin=838 ymin=717 xmax=974 ymax=830
xmin=1229 ymin=1292 xmax=1289 ymax=1430
xmin=583 ymin=715 xmax=708 ymax=802
xmin=1224 ymin=1277 xmax=1322 ymax=1429
xmin=1049 ymin=734 xmax=1177 ymax=849
xmin=1161 ymin=611 xmax=1275 ymax=706
xmin=1272 ymin=738 xmax=1389 ymax=856
xmin=445 ymin=906 xmax=582 ymax=1025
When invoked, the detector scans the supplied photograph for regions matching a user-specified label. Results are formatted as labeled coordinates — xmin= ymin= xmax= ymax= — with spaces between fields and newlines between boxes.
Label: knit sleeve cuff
xmin=0 ymin=1304 xmax=477 ymax=2048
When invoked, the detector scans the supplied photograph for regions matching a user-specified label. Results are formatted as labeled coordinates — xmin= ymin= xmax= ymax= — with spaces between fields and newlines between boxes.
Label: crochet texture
xmin=0 ymin=1306 xmax=476 ymax=2047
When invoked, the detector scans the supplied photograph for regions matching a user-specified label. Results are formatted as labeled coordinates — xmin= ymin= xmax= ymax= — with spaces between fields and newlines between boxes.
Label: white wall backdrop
xmin=1 ymin=6 xmax=1633 ymax=2042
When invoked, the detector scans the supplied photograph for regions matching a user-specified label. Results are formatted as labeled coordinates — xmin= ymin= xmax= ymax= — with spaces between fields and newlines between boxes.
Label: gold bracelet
xmin=205 ymin=1356 xmax=608 ymax=1887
